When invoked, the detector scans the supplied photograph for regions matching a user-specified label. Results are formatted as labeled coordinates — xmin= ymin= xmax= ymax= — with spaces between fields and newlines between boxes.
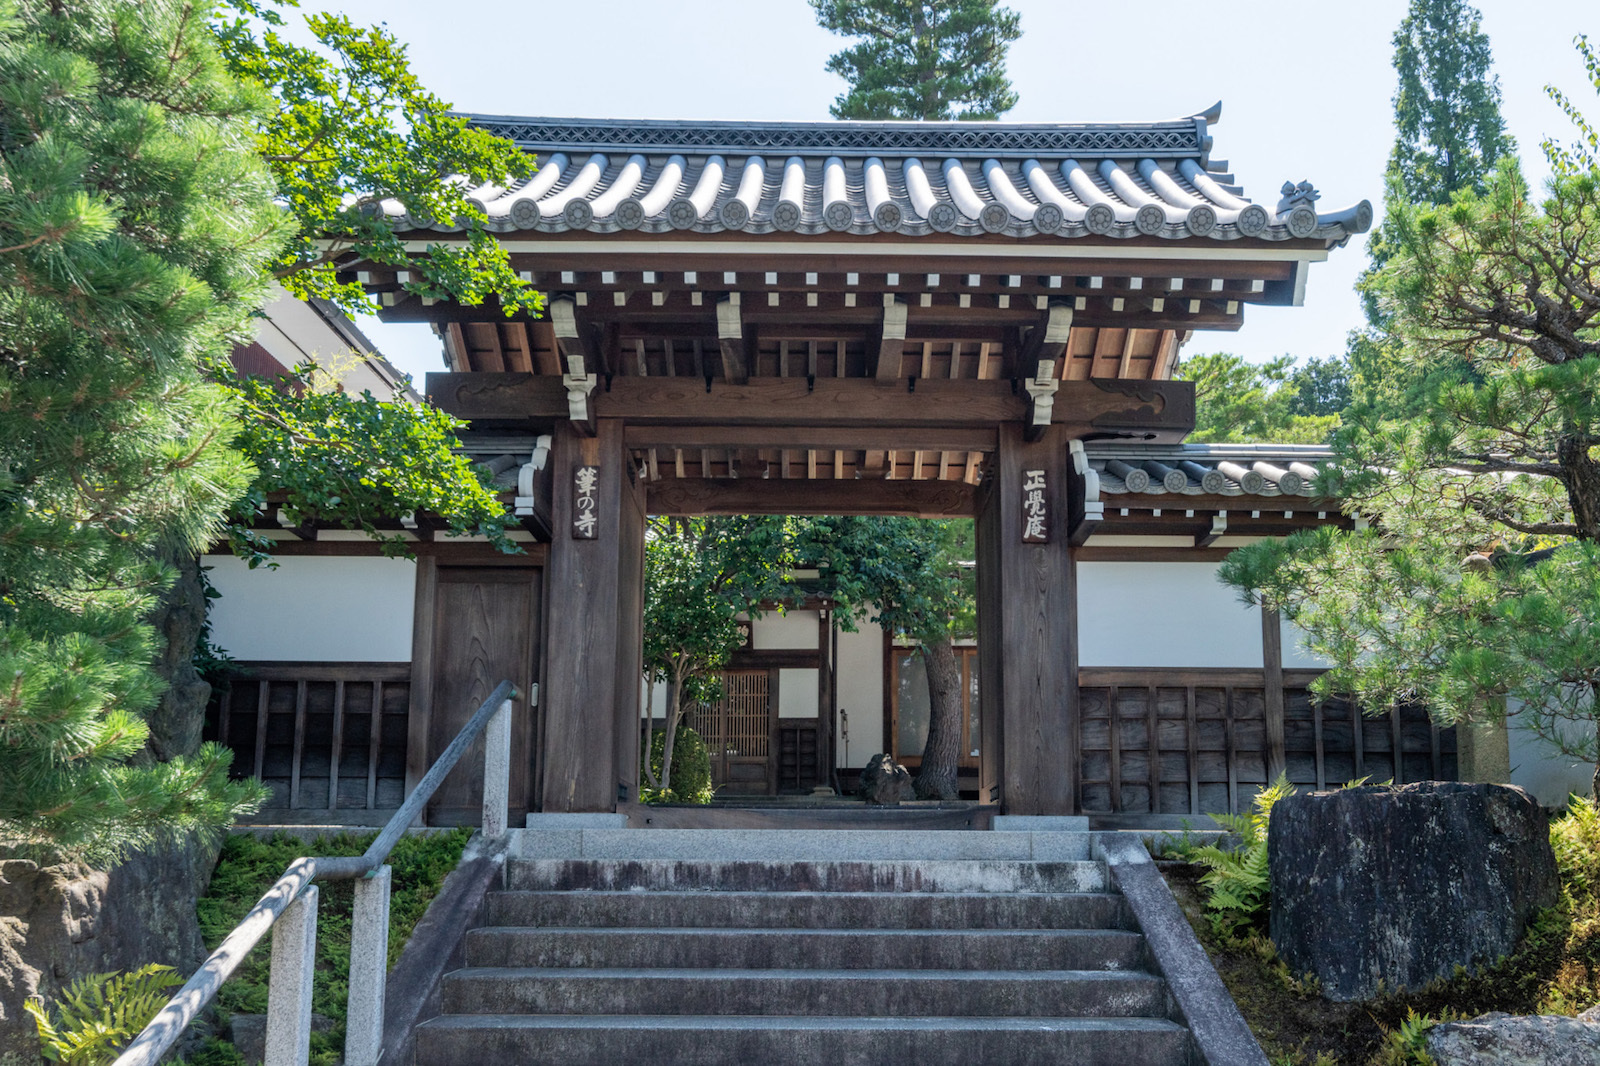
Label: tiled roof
xmin=382 ymin=109 xmax=1372 ymax=244
xmin=1086 ymin=444 xmax=1333 ymax=498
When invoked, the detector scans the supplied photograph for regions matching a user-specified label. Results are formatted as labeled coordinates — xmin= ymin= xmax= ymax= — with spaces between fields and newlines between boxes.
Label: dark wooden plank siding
xmin=1076 ymin=668 xmax=1459 ymax=816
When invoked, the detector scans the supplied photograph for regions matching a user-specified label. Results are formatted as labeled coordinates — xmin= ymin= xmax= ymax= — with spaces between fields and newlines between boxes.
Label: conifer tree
xmin=1223 ymin=44 xmax=1600 ymax=802
xmin=0 ymin=0 xmax=288 ymax=858
xmin=810 ymin=0 xmax=1022 ymax=120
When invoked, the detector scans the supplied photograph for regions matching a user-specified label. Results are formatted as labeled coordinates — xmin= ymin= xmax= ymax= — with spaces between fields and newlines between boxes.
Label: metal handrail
xmin=115 ymin=679 xmax=520 ymax=1066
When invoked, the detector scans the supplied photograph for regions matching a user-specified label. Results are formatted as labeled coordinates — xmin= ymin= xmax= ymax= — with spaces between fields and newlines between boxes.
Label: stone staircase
xmin=410 ymin=823 xmax=1245 ymax=1065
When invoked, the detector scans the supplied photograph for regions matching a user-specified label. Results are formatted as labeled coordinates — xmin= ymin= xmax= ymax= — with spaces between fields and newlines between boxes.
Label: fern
xmin=1189 ymin=773 xmax=1295 ymax=938
xmin=26 ymin=964 xmax=182 ymax=1066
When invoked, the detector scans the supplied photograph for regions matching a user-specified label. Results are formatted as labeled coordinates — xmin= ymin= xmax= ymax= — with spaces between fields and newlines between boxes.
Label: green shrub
xmin=26 ymin=963 xmax=182 ymax=1065
xmin=192 ymin=827 xmax=471 ymax=1066
xmin=640 ymin=725 xmax=714 ymax=804
xmin=1189 ymin=773 xmax=1295 ymax=938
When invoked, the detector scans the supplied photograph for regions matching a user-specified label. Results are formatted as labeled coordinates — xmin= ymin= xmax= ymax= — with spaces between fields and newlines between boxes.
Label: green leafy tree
xmin=0 ymin=0 xmax=284 ymax=858
xmin=810 ymin=0 xmax=1022 ymax=120
xmin=1221 ymin=52 xmax=1600 ymax=800
xmin=1285 ymin=356 xmax=1352 ymax=419
xmin=1176 ymin=353 xmax=1340 ymax=444
xmin=797 ymin=518 xmax=975 ymax=799
xmin=641 ymin=517 xmax=793 ymax=795
xmin=221 ymin=361 xmax=519 ymax=566
xmin=211 ymin=0 xmax=540 ymax=317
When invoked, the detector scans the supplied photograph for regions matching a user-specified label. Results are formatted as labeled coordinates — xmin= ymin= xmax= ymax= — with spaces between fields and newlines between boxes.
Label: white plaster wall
xmin=1078 ymin=561 xmax=1262 ymax=668
xmin=751 ymin=608 xmax=821 ymax=650
xmin=203 ymin=554 xmax=415 ymax=661
xmin=1281 ymin=618 xmax=1332 ymax=669
xmin=779 ymin=668 xmax=820 ymax=719
xmin=835 ymin=621 xmax=884 ymax=770
xmin=1507 ymin=701 xmax=1594 ymax=808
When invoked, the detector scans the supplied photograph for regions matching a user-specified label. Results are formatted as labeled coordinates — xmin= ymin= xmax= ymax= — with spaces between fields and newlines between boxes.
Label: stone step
xmin=484 ymin=890 xmax=1134 ymax=931
xmin=414 ymin=1014 xmax=1191 ymax=1066
xmin=506 ymin=857 xmax=1108 ymax=893
xmin=512 ymin=827 xmax=1092 ymax=863
xmin=465 ymin=926 xmax=1149 ymax=971
xmin=439 ymin=966 xmax=1171 ymax=1018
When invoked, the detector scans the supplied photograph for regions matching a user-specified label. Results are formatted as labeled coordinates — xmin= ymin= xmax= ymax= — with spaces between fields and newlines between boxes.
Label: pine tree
xmin=1222 ymin=43 xmax=1600 ymax=801
xmin=810 ymin=0 xmax=1022 ymax=120
xmin=0 ymin=0 xmax=286 ymax=860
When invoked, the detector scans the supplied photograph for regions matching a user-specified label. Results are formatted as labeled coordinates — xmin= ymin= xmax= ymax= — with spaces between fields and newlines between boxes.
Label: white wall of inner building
xmin=751 ymin=608 xmax=820 ymax=650
xmin=779 ymin=668 xmax=820 ymax=719
xmin=1507 ymin=700 xmax=1594 ymax=807
xmin=1078 ymin=561 xmax=1263 ymax=668
xmin=834 ymin=620 xmax=884 ymax=771
xmin=203 ymin=554 xmax=416 ymax=662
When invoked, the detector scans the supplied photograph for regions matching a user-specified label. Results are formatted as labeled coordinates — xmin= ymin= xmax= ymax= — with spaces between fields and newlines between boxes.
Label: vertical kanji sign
xmin=572 ymin=465 xmax=600 ymax=539
xmin=1021 ymin=468 xmax=1048 ymax=543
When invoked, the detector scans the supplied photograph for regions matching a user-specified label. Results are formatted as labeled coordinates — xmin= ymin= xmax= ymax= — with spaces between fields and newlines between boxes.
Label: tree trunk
xmin=658 ymin=677 xmax=683 ymax=796
xmin=142 ymin=547 xmax=213 ymax=762
xmin=913 ymin=636 xmax=963 ymax=800
xmin=641 ymin=677 xmax=658 ymax=789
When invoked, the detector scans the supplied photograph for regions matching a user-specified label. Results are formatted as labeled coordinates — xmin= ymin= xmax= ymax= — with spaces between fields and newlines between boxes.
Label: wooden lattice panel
xmin=1077 ymin=671 xmax=1457 ymax=817
xmin=702 ymin=671 xmax=770 ymax=758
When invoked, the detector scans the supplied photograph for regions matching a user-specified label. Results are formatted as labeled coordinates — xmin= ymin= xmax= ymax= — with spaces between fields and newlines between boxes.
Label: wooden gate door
xmin=699 ymin=670 xmax=772 ymax=796
xmin=412 ymin=562 xmax=541 ymax=825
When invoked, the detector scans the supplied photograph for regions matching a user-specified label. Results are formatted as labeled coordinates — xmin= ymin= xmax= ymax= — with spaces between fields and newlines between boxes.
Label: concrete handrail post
xmin=343 ymin=866 xmax=392 ymax=1066
xmin=264 ymin=885 xmax=318 ymax=1066
xmin=482 ymin=697 xmax=513 ymax=838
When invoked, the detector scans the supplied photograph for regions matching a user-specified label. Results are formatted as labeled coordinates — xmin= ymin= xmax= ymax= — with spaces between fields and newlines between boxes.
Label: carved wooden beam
xmin=426 ymin=373 xmax=1196 ymax=442
xmin=716 ymin=297 xmax=748 ymax=384
xmin=647 ymin=476 xmax=975 ymax=518
xmin=875 ymin=298 xmax=908 ymax=380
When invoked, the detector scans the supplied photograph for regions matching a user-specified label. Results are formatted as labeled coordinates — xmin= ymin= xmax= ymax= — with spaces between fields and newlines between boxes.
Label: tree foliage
xmin=796 ymin=517 xmax=974 ymax=798
xmin=1221 ymin=50 xmax=1600 ymax=798
xmin=0 ymin=0 xmax=279 ymax=859
xmin=1388 ymin=0 xmax=1515 ymax=206
xmin=641 ymin=516 xmax=793 ymax=793
xmin=810 ymin=0 xmax=1021 ymax=120
xmin=221 ymin=361 xmax=519 ymax=566
xmin=1177 ymin=353 xmax=1341 ymax=444
xmin=211 ymin=0 xmax=540 ymax=318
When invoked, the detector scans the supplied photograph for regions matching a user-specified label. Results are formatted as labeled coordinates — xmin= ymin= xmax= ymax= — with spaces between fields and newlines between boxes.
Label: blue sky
xmin=310 ymin=0 xmax=1600 ymax=385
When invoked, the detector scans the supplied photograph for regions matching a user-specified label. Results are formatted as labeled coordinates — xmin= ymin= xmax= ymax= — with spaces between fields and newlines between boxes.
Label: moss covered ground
xmin=186 ymin=827 xmax=472 ymax=1066
xmin=1162 ymin=798 xmax=1600 ymax=1065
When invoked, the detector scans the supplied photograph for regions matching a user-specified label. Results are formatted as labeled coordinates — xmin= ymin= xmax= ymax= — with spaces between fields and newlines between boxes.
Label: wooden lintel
xmin=624 ymin=424 xmax=995 ymax=453
xmin=646 ymin=477 xmax=976 ymax=518
xmin=428 ymin=372 xmax=1196 ymax=440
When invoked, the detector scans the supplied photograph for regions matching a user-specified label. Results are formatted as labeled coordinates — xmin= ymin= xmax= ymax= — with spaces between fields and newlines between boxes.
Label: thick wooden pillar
xmin=975 ymin=424 xmax=1078 ymax=814
xmin=540 ymin=419 xmax=644 ymax=811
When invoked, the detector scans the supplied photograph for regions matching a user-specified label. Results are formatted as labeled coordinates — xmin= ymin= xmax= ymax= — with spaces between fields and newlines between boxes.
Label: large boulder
xmin=858 ymin=754 xmax=912 ymax=806
xmin=1269 ymin=781 xmax=1557 ymax=1002
xmin=0 ymin=837 xmax=219 ymax=1060
xmin=1426 ymin=1008 xmax=1600 ymax=1066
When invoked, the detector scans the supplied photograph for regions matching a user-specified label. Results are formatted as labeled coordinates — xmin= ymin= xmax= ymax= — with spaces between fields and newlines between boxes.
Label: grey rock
xmin=1269 ymin=781 xmax=1558 ymax=1002
xmin=857 ymin=755 xmax=911 ymax=806
xmin=1426 ymin=1011 xmax=1600 ymax=1066
xmin=0 ymin=837 xmax=220 ymax=1060
xmin=229 ymin=1011 xmax=338 ymax=1065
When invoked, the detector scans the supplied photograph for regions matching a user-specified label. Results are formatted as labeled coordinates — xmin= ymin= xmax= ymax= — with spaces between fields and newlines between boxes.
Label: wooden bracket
xmin=1066 ymin=441 xmax=1102 ymax=545
xmin=716 ymin=296 xmax=748 ymax=384
xmin=1196 ymin=511 xmax=1227 ymax=548
xmin=875 ymin=298 xmax=908 ymax=380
